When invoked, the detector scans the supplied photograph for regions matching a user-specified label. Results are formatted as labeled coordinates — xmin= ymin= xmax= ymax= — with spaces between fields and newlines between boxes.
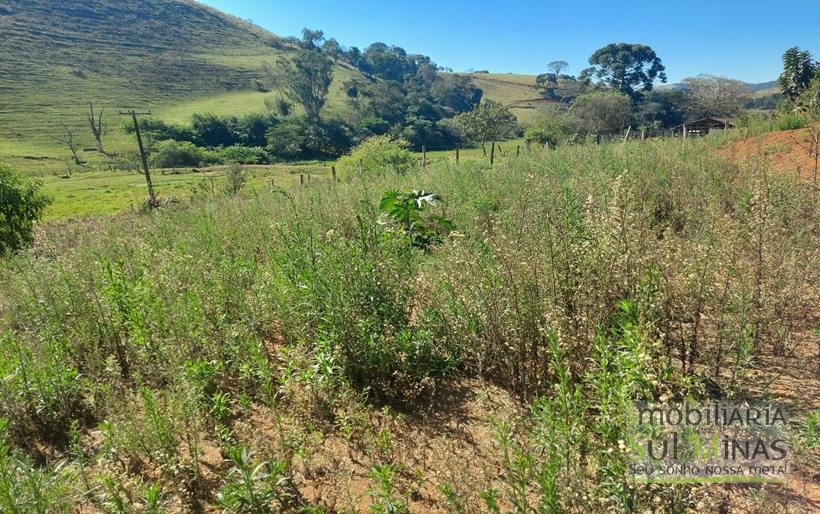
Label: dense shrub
xmin=123 ymin=117 xmax=194 ymax=143
xmin=236 ymin=112 xmax=278 ymax=147
xmin=356 ymin=116 xmax=391 ymax=137
xmin=394 ymin=116 xmax=461 ymax=149
xmin=266 ymin=117 xmax=352 ymax=160
xmin=0 ymin=164 xmax=51 ymax=255
xmin=774 ymin=113 xmax=807 ymax=131
xmin=569 ymin=91 xmax=633 ymax=135
xmin=220 ymin=145 xmax=270 ymax=165
xmin=191 ymin=113 xmax=239 ymax=148
xmin=149 ymin=139 xmax=204 ymax=168
xmin=337 ymin=135 xmax=416 ymax=174
xmin=524 ymin=112 xmax=568 ymax=146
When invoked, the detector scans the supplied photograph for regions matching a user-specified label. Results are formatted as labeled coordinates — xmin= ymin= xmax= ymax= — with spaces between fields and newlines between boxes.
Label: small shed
xmin=673 ymin=117 xmax=735 ymax=136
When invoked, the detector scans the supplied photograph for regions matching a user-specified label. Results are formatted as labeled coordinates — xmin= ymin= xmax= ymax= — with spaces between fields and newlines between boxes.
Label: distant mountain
xmin=657 ymin=79 xmax=780 ymax=95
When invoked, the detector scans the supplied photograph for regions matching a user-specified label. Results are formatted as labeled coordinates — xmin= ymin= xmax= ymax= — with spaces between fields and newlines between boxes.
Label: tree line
xmin=95 ymin=37 xmax=820 ymax=168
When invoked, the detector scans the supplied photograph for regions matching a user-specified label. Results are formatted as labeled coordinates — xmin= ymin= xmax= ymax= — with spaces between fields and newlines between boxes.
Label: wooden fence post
xmin=422 ymin=145 xmax=427 ymax=168
xmin=331 ymin=166 xmax=337 ymax=181
xmin=455 ymin=147 xmax=459 ymax=164
xmin=490 ymin=141 xmax=495 ymax=165
xmin=516 ymin=144 xmax=520 ymax=156
xmin=300 ymin=174 xmax=304 ymax=186
xmin=622 ymin=125 xmax=631 ymax=144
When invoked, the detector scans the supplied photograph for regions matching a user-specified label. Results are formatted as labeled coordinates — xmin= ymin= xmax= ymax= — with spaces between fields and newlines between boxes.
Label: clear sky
xmin=200 ymin=0 xmax=819 ymax=84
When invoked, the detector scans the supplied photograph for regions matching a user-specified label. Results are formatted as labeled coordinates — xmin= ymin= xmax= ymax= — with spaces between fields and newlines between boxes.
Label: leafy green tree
xmin=581 ymin=43 xmax=666 ymax=99
xmin=300 ymin=28 xmax=325 ymax=49
xmin=569 ymin=91 xmax=632 ymax=135
xmin=0 ymin=164 xmax=51 ymax=255
xmin=362 ymin=43 xmax=415 ymax=81
xmin=430 ymin=75 xmax=483 ymax=115
xmin=452 ymin=100 xmax=518 ymax=153
xmin=536 ymin=61 xmax=571 ymax=99
xmin=779 ymin=47 xmax=817 ymax=100
xmin=524 ymin=109 xmax=568 ymax=146
xmin=266 ymin=46 xmax=333 ymax=121
xmin=634 ymin=90 xmax=685 ymax=129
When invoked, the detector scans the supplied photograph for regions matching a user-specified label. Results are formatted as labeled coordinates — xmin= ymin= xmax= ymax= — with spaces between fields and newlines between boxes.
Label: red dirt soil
xmin=716 ymin=127 xmax=820 ymax=182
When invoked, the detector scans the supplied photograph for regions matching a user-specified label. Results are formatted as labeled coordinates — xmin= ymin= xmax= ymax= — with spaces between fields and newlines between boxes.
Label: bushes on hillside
xmin=150 ymin=140 xmax=205 ymax=168
xmin=266 ymin=117 xmax=353 ymax=160
xmin=191 ymin=113 xmax=239 ymax=148
xmin=0 ymin=164 xmax=51 ymax=255
xmin=124 ymin=117 xmax=195 ymax=143
xmin=355 ymin=116 xmax=391 ymax=137
xmin=220 ymin=145 xmax=270 ymax=165
xmin=337 ymin=135 xmax=416 ymax=174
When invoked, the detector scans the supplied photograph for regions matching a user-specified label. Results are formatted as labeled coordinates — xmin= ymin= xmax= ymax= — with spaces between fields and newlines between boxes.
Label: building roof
xmin=674 ymin=117 xmax=736 ymax=131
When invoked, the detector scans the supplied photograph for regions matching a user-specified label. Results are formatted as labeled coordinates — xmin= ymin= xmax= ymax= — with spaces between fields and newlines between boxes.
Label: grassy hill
xmin=0 ymin=0 xmax=554 ymax=173
xmin=0 ymin=0 xmax=369 ymax=169
xmin=459 ymin=72 xmax=554 ymax=123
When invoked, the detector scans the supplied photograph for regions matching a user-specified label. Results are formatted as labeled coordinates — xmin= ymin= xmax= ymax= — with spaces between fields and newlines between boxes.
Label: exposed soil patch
xmin=716 ymin=127 xmax=820 ymax=182
xmin=232 ymin=377 xmax=523 ymax=513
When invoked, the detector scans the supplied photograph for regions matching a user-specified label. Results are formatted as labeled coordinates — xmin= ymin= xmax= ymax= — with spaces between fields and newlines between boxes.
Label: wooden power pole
xmin=119 ymin=108 xmax=157 ymax=207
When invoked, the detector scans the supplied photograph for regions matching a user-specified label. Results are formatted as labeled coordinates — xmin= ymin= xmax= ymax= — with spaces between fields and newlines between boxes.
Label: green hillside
xmin=0 ymin=0 xmax=552 ymax=172
xmin=0 ymin=0 xmax=364 ymax=169
xmin=460 ymin=72 xmax=554 ymax=123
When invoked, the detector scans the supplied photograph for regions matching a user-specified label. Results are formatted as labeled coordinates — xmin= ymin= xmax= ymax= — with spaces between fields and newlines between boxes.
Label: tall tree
xmin=681 ymin=75 xmax=745 ymax=118
xmin=548 ymin=60 xmax=569 ymax=76
xmin=266 ymin=46 xmax=333 ymax=121
xmin=300 ymin=28 xmax=325 ymax=49
xmin=581 ymin=43 xmax=666 ymax=99
xmin=778 ymin=47 xmax=817 ymax=100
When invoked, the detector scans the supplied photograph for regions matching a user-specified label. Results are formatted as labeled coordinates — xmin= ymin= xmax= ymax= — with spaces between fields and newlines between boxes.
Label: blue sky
xmin=201 ymin=0 xmax=819 ymax=84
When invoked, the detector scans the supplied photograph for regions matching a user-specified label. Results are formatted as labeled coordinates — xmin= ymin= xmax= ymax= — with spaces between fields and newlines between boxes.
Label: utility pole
xmin=119 ymin=108 xmax=157 ymax=207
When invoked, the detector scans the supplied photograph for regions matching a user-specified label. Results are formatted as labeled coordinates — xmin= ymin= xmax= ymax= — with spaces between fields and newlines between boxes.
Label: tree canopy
xmin=569 ymin=91 xmax=632 ymax=135
xmin=453 ymin=100 xmax=518 ymax=148
xmin=581 ymin=43 xmax=666 ymax=99
xmin=681 ymin=75 xmax=746 ymax=118
xmin=0 ymin=164 xmax=51 ymax=255
xmin=778 ymin=47 xmax=817 ymax=100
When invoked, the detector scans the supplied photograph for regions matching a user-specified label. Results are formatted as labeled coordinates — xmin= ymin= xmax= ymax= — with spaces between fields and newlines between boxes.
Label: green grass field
xmin=38 ymin=165 xmax=328 ymax=220
xmin=35 ymin=138 xmax=525 ymax=220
